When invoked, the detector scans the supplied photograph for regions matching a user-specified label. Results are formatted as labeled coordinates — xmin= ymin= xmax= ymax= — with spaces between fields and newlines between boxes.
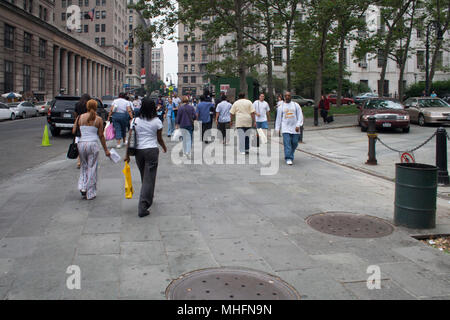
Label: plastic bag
xmin=109 ymin=148 xmax=121 ymax=163
xmin=105 ymin=121 xmax=115 ymax=141
xmin=122 ymin=161 xmax=134 ymax=199
xmin=171 ymin=129 xmax=182 ymax=141
xmin=257 ymin=128 xmax=267 ymax=144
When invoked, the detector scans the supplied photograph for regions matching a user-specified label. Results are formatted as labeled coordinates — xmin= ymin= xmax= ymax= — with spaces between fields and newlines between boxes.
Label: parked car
xmin=327 ymin=94 xmax=355 ymax=105
xmin=0 ymin=102 xmax=16 ymax=120
xmin=291 ymin=95 xmax=314 ymax=106
xmin=441 ymin=93 xmax=450 ymax=104
xmin=35 ymin=100 xmax=53 ymax=115
xmin=101 ymin=95 xmax=117 ymax=113
xmin=354 ymin=92 xmax=378 ymax=105
xmin=7 ymin=101 xmax=38 ymax=118
xmin=403 ymin=97 xmax=450 ymax=126
xmin=358 ymin=98 xmax=410 ymax=133
xmin=47 ymin=95 xmax=107 ymax=136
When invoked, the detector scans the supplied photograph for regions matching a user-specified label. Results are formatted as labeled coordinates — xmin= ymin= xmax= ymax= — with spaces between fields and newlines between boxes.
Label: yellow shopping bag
xmin=122 ymin=161 xmax=134 ymax=199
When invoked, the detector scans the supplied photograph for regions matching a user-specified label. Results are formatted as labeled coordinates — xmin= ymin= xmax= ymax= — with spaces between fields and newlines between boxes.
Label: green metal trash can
xmin=394 ymin=163 xmax=438 ymax=229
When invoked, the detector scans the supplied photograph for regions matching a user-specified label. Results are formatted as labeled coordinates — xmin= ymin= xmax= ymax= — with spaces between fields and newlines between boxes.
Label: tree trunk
xmin=337 ymin=33 xmax=345 ymax=107
xmin=378 ymin=33 xmax=393 ymax=97
xmin=429 ymin=37 xmax=444 ymax=83
xmin=286 ymin=25 xmax=292 ymax=92
xmin=398 ymin=1 xmax=415 ymax=102
xmin=314 ymin=23 xmax=329 ymax=105
xmin=235 ymin=0 xmax=247 ymax=95
xmin=266 ymin=42 xmax=274 ymax=107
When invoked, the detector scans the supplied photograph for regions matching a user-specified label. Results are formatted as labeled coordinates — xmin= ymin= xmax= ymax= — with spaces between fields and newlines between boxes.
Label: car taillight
xmin=48 ymin=109 xmax=52 ymax=116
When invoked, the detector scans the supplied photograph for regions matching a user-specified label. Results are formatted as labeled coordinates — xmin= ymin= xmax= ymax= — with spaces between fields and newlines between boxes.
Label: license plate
xmin=63 ymin=113 xmax=72 ymax=118
xmin=382 ymin=123 xmax=391 ymax=127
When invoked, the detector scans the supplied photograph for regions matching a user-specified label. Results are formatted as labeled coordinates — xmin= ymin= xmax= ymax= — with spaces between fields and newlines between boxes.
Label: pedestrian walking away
xmin=230 ymin=92 xmax=256 ymax=154
xmin=319 ymin=95 xmax=330 ymax=124
xmin=176 ymin=96 xmax=197 ymax=157
xmin=253 ymin=93 xmax=271 ymax=145
xmin=124 ymin=98 xmax=167 ymax=218
xmin=196 ymin=95 xmax=214 ymax=143
xmin=165 ymin=97 xmax=177 ymax=137
xmin=73 ymin=99 xmax=111 ymax=200
xmin=275 ymin=92 xmax=303 ymax=166
xmin=108 ymin=93 xmax=134 ymax=149
xmin=215 ymin=95 xmax=233 ymax=144
xmin=74 ymin=94 xmax=91 ymax=169
xmin=133 ymin=96 xmax=142 ymax=118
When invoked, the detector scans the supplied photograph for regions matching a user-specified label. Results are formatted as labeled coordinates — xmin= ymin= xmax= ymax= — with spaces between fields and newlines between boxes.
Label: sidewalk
xmin=0 ymin=124 xmax=449 ymax=300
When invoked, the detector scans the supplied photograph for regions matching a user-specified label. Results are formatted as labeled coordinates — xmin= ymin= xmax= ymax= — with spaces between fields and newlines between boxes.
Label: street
xmin=0 ymin=116 xmax=449 ymax=300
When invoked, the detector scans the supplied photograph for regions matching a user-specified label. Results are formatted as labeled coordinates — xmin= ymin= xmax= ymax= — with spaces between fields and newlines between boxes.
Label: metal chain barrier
xmin=376 ymin=131 xmax=437 ymax=153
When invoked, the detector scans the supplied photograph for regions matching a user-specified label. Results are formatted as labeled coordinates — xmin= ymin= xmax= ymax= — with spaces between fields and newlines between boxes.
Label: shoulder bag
xmin=127 ymin=118 xmax=137 ymax=156
xmin=67 ymin=116 xmax=81 ymax=159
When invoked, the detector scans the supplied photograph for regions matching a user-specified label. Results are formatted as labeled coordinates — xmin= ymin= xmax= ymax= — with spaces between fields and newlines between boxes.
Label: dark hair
xmin=139 ymin=98 xmax=157 ymax=120
xmin=200 ymin=95 xmax=206 ymax=101
xmin=221 ymin=95 xmax=227 ymax=101
xmin=238 ymin=92 xmax=246 ymax=99
xmin=119 ymin=92 xmax=126 ymax=99
xmin=76 ymin=94 xmax=91 ymax=115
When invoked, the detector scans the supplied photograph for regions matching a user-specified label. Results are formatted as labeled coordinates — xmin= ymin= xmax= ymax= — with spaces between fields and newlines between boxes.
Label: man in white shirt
xmin=253 ymin=93 xmax=271 ymax=143
xmin=215 ymin=95 xmax=233 ymax=144
xmin=230 ymin=92 xmax=256 ymax=154
xmin=275 ymin=92 xmax=303 ymax=166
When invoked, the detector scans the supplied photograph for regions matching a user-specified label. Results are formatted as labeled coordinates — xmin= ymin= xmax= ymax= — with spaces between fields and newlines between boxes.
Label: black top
xmin=75 ymin=102 xmax=87 ymax=115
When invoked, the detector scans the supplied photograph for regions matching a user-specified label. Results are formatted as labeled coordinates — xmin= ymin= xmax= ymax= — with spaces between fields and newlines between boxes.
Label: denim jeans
xmin=282 ymin=133 xmax=300 ymax=161
xmin=181 ymin=126 xmax=193 ymax=154
xmin=237 ymin=127 xmax=251 ymax=153
xmin=111 ymin=112 xmax=129 ymax=140
xmin=167 ymin=117 xmax=175 ymax=136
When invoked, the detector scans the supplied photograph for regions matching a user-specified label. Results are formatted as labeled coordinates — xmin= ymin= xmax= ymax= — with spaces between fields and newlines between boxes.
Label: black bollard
xmin=366 ymin=116 xmax=377 ymax=165
xmin=314 ymin=107 xmax=318 ymax=126
xmin=436 ymin=127 xmax=449 ymax=185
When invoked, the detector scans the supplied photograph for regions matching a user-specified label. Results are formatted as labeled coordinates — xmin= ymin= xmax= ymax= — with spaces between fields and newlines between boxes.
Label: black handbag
xmin=67 ymin=116 xmax=80 ymax=159
xmin=128 ymin=118 xmax=137 ymax=156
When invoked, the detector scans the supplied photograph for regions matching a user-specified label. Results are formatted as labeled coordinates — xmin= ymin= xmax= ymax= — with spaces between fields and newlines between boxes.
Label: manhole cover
xmin=306 ymin=212 xmax=394 ymax=238
xmin=166 ymin=267 xmax=300 ymax=300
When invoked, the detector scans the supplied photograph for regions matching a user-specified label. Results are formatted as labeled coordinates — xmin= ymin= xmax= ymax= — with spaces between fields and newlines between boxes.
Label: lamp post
xmin=425 ymin=20 xmax=444 ymax=96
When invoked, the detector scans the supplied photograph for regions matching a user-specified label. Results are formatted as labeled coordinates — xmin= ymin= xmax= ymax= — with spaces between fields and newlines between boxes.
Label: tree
xmin=333 ymin=0 xmax=370 ymax=106
xmin=355 ymin=0 xmax=415 ymax=97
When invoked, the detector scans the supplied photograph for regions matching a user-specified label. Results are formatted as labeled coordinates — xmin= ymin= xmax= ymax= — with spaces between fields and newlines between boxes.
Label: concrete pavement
xmin=0 ymin=119 xmax=449 ymax=300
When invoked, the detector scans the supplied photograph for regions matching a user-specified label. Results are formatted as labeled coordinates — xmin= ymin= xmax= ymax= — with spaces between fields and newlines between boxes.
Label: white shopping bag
xmin=257 ymin=128 xmax=267 ymax=144
xmin=109 ymin=148 xmax=121 ymax=163
xmin=171 ymin=129 xmax=182 ymax=141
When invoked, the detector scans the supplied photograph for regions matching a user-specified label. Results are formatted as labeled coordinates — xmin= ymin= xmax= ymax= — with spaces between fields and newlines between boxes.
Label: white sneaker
xmin=286 ymin=159 xmax=293 ymax=165
xmin=116 ymin=144 xmax=122 ymax=149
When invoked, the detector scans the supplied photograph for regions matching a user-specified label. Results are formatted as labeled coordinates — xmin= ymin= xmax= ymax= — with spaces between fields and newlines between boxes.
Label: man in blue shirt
xmin=165 ymin=96 xmax=177 ymax=137
xmin=196 ymin=95 xmax=214 ymax=143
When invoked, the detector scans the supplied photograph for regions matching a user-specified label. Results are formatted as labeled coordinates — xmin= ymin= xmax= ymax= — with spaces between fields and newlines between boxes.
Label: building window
xmin=95 ymin=37 xmax=99 ymax=44
xmin=101 ymin=11 xmax=106 ymax=19
xmin=184 ymin=25 xmax=189 ymax=32
xmin=24 ymin=32 xmax=32 ymax=54
xmin=191 ymin=45 xmax=195 ymax=51
xmin=85 ymin=0 xmax=89 ymax=6
xmin=128 ymin=68 xmax=132 ymax=74
xmin=191 ymin=65 xmax=195 ymax=72
xmin=23 ymin=65 xmax=31 ymax=93
xmin=184 ymin=45 xmax=188 ymax=52
xmin=183 ymin=76 xmax=188 ymax=84
xmin=129 ymin=16 xmax=133 ymax=23
xmin=274 ymin=47 xmax=282 ymax=66
xmin=184 ymin=53 xmax=188 ymax=61
xmin=62 ymin=0 xmax=67 ymax=8
xmin=95 ymin=24 xmax=100 ymax=32
xmin=39 ymin=39 xmax=46 ymax=58
xmin=44 ymin=8 xmax=47 ymax=21
xmin=129 ymin=51 xmax=132 ymax=58
xmin=201 ymin=44 xmax=207 ymax=52
xmin=4 ymin=24 xmax=14 ymax=49
xmin=377 ymin=49 xmax=385 ymax=68
xmin=101 ymin=24 xmax=105 ymax=32
xmin=4 ymin=60 xmax=14 ymax=92
xmin=191 ymin=53 xmax=195 ymax=61
xmin=129 ymin=59 xmax=132 ymax=65
xmin=101 ymin=37 xmax=105 ymax=46
xmin=184 ymin=65 xmax=188 ymax=72
xmin=102 ymin=0 xmax=105 ymax=5
xmin=191 ymin=76 xmax=196 ymax=84
xmin=84 ymin=25 xmax=88 ymax=32
xmin=416 ymin=50 xmax=424 ymax=68
xmin=202 ymin=54 xmax=207 ymax=62
xmin=96 ymin=11 xmax=100 ymax=19
xmin=38 ymin=68 xmax=45 ymax=91
xmin=61 ymin=12 xmax=66 ymax=21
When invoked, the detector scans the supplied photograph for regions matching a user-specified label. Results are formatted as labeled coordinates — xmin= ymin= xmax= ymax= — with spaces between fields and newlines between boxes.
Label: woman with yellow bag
xmin=124 ymin=98 xmax=167 ymax=218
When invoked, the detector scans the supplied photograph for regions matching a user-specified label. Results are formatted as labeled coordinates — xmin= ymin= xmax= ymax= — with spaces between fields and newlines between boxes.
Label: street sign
xmin=400 ymin=152 xmax=415 ymax=164
xmin=220 ymin=84 xmax=230 ymax=94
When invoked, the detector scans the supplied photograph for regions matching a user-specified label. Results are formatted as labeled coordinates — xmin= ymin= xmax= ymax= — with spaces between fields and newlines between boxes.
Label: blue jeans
xmin=256 ymin=121 xmax=268 ymax=129
xmin=167 ymin=117 xmax=175 ymax=136
xmin=237 ymin=127 xmax=251 ymax=153
xmin=112 ymin=112 xmax=129 ymax=140
xmin=283 ymin=133 xmax=300 ymax=161
xmin=181 ymin=126 xmax=193 ymax=154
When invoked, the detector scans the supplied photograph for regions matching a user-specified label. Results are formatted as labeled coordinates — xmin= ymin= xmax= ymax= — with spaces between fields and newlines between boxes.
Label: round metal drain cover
xmin=166 ymin=267 xmax=300 ymax=300
xmin=306 ymin=212 xmax=394 ymax=238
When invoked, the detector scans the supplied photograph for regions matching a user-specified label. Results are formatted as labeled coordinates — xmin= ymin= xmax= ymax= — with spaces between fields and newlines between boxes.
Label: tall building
xmin=177 ymin=22 xmax=210 ymax=97
xmin=0 ymin=0 xmax=123 ymax=100
xmin=151 ymin=47 xmax=164 ymax=81
xmin=125 ymin=6 xmax=151 ymax=95
xmin=54 ymin=0 xmax=128 ymax=95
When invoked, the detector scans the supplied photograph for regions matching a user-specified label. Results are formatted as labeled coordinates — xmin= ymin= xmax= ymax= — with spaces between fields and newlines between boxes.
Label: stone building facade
xmin=0 ymin=0 xmax=125 ymax=100
xmin=151 ymin=47 xmax=164 ymax=81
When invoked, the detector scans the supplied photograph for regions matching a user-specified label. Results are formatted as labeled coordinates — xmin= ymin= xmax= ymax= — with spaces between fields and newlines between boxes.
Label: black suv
xmin=47 ymin=95 xmax=107 ymax=136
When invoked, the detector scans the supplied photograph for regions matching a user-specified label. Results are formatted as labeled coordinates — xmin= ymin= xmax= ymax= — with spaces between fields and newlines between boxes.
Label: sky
xmin=161 ymin=39 xmax=178 ymax=86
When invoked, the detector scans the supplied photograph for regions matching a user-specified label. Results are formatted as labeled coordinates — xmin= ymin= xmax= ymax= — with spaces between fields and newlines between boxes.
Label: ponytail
xmin=86 ymin=99 xmax=98 ymax=124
